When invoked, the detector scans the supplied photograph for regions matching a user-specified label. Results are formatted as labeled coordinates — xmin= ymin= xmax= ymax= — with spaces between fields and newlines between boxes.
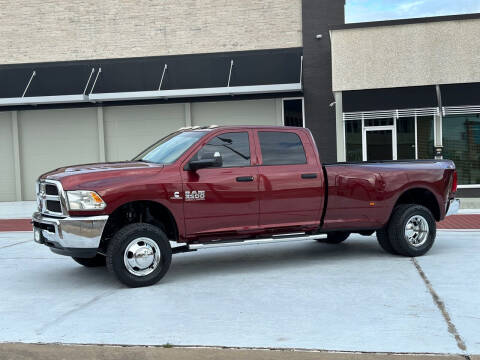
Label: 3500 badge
xmin=171 ymin=191 xmax=206 ymax=201
xmin=185 ymin=191 xmax=205 ymax=201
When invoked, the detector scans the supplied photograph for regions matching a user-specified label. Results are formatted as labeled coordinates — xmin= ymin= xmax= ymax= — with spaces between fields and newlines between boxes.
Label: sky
xmin=345 ymin=0 xmax=480 ymax=23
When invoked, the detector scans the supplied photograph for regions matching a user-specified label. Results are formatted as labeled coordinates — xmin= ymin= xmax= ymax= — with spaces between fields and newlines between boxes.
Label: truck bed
xmin=322 ymin=159 xmax=455 ymax=231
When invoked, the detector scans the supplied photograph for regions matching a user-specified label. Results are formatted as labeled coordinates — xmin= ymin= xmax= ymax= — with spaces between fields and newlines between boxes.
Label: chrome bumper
xmin=32 ymin=211 xmax=108 ymax=249
xmin=446 ymin=199 xmax=460 ymax=217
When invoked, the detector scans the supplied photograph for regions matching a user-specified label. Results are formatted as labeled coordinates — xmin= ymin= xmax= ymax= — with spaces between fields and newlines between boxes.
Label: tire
xmin=317 ymin=231 xmax=350 ymax=244
xmin=386 ymin=204 xmax=436 ymax=257
xmin=72 ymin=254 xmax=106 ymax=267
xmin=376 ymin=228 xmax=398 ymax=255
xmin=106 ymin=223 xmax=172 ymax=288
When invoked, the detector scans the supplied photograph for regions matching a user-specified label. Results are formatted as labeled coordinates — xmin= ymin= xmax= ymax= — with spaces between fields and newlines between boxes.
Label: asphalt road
xmin=0 ymin=231 xmax=478 ymax=356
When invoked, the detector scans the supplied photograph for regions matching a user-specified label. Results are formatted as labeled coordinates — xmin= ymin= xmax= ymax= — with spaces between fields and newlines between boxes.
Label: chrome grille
xmin=36 ymin=180 xmax=66 ymax=217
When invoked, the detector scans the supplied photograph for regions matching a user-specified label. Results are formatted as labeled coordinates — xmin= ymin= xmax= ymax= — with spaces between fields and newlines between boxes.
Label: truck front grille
xmin=36 ymin=180 xmax=66 ymax=217
xmin=45 ymin=184 xmax=59 ymax=196
xmin=46 ymin=200 xmax=62 ymax=213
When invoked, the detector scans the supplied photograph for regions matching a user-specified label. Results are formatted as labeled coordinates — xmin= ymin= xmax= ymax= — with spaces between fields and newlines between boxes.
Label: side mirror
xmin=188 ymin=152 xmax=223 ymax=171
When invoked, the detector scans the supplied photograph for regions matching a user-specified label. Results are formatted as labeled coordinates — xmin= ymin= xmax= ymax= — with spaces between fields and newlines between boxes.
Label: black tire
xmin=72 ymin=254 xmax=106 ymax=267
xmin=317 ymin=231 xmax=350 ymax=244
xmin=358 ymin=230 xmax=375 ymax=236
xmin=376 ymin=228 xmax=398 ymax=255
xmin=106 ymin=223 xmax=172 ymax=288
xmin=386 ymin=204 xmax=436 ymax=257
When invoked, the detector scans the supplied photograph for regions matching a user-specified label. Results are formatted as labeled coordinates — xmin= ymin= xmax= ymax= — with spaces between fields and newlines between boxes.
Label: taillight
xmin=451 ymin=170 xmax=458 ymax=193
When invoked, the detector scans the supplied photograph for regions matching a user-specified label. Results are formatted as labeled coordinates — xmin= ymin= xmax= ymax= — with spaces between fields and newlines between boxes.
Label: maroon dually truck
xmin=33 ymin=126 xmax=459 ymax=287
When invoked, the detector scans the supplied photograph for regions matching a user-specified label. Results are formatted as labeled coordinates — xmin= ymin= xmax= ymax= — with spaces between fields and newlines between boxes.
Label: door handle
xmin=236 ymin=176 xmax=254 ymax=182
xmin=301 ymin=173 xmax=318 ymax=179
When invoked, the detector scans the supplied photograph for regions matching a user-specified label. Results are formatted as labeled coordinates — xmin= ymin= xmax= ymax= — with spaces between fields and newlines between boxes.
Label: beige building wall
xmin=19 ymin=108 xmax=99 ymax=200
xmin=191 ymin=99 xmax=281 ymax=127
xmin=104 ymin=104 xmax=186 ymax=162
xmin=331 ymin=18 xmax=480 ymax=91
xmin=0 ymin=112 xmax=16 ymax=201
xmin=0 ymin=0 xmax=302 ymax=65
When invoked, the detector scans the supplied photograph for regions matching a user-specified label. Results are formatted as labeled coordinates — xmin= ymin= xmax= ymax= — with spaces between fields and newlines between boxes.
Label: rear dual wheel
xmin=376 ymin=204 xmax=436 ymax=257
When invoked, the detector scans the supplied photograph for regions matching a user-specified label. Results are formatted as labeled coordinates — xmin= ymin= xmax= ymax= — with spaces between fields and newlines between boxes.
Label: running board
xmin=186 ymin=233 xmax=327 ymax=251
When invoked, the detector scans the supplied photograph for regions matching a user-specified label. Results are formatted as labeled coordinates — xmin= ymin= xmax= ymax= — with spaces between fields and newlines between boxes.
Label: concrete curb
xmin=0 ymin=343 xmax=468 ymax=360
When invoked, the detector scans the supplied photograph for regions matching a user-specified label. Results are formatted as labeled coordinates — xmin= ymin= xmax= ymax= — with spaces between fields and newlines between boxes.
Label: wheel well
xmin=394 ymin=188 xmax=440 ymax=221
xmin=100 ymin=201 xmax=178 ymax=250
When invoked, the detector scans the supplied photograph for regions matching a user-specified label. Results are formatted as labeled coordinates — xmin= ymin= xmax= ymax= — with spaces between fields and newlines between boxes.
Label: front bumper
xmin=32 ymin=211 xmax=109 ymax=258
xmin=446 ymin=198 xmax=460 ymax=217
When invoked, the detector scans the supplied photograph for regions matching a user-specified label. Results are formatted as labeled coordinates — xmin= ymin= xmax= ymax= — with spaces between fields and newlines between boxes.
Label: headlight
xmin=66 ymin=190 xmax=106 ymax=211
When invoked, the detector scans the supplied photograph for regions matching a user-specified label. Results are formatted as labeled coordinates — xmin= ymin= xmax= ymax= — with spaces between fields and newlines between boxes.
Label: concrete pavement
xmin=0 ymin=231 xmax=479 ymax=356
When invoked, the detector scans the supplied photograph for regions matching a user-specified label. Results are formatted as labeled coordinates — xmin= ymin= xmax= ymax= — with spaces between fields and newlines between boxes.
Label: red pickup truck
xmin=33 ymin=126 xmax=459 ymax=287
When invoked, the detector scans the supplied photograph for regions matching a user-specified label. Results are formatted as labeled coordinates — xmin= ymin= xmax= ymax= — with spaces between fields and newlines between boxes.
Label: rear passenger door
xmin=254 ymin=130 xmax=324 ymax=232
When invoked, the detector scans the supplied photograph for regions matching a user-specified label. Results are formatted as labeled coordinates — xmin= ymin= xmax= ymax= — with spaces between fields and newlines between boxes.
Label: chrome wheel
xmin=124 ymin=237 xmax=161 ymax=276
xmin=404 ymin=215 xmax=429 ymax=247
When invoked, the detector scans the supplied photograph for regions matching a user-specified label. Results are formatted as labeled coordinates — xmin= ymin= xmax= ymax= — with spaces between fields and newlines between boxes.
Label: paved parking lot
xmin=0 ymin=231 xmax=478 ymax=357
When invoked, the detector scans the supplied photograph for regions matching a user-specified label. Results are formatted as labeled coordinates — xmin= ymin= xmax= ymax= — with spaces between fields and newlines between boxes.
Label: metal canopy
xmin=89 ymin=83 xmax=302 ymax=102
xmin=0 ymin=95 xmax=87 ymax=106
xmin=0 ymin=48 xmax=303 ymax=108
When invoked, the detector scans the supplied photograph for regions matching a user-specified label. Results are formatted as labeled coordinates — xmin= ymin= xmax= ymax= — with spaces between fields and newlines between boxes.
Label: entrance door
xmin=363 ymin=126 xmax=396 ymax=161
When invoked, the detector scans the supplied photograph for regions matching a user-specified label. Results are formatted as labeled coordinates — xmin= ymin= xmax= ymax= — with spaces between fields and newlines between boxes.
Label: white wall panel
xmin=192 ymin=99 xmax=279 ymax=126
xmin=19 ymin=108 xmax=99 ymax=200
xmin=104 ymin=104 xmax=186 ymax=162
xmin=0 ymin=112 xmax=16 ymax=201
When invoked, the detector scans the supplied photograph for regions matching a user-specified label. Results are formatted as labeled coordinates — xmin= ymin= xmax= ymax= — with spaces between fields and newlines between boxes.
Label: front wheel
xmin=317 ymin=232 xmax=350 ymax=244
xmin=106 ymin=223 xmax=172 ymax=287
xmin=386 ymin=204 xmax=436 ymax=257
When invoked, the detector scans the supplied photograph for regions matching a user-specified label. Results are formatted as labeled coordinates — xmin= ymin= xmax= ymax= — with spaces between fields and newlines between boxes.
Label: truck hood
xmin=39 ymin=161 xmax=164 ymax=190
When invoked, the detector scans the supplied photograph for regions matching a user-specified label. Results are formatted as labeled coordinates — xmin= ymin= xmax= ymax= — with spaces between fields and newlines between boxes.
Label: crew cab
xmin=32 ymin=126 xmax=459 ymax=287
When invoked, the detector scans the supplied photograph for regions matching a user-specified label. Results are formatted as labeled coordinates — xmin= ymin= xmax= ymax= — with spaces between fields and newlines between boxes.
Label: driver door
xmin=182 ymin=130 xmax=259 ymax=240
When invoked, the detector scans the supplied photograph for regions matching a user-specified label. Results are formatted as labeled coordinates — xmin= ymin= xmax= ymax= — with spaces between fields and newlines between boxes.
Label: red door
xmin=254 ymin=129 xmax=324 ymax=232
xmin=181 ymin=130 xmax=259 ymax=239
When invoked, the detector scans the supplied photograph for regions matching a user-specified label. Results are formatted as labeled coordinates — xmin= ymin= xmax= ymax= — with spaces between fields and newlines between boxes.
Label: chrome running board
xmin=187 ymin=233 xmax=327 ymax=251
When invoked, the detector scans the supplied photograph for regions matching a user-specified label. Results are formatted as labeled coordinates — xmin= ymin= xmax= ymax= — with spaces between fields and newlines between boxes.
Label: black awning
xmin=440 ymin=82 xmax=480 ymax=107
xmin=343 ymin=85 xmax=438 ymax=112
xmin=0 ymin=48 xmax=302 ymax=105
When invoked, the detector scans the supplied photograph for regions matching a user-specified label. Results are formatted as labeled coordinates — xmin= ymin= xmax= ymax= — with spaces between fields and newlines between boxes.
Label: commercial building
xmin=330 ymin=13 xmax=480 ymax=197
xmin=0 ymin=1 xmax=479 ymax=201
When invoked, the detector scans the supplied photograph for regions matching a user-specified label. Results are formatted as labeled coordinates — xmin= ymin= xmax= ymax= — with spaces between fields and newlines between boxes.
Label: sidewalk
xmin=0 ymin=201 xmax=479 ymax=231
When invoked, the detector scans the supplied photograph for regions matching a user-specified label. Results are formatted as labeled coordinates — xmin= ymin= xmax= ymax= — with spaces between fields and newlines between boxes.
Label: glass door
xmin=363 ymin=125 xmax=396 ymax=161
xmin=366 ymin=129 xmax=393 ymax=160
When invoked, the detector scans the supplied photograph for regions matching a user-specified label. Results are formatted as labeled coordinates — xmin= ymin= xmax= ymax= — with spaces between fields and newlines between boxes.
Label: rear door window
xmin=258 ymin=131 xmax=307 ymax=165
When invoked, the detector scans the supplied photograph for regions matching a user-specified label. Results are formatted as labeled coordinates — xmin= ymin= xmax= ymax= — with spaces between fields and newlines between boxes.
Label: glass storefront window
xmin=417 ymin=116 xmax=434 ymax=159
xmin=443 ymin=114 xmax=480 ymax=185
xmin=345 ymin=120 xmax=362 ymax=162
xmin=365 ymin=118 xmax=393 ymax=127
xmin=397 ymin=117 xmax=415 ymax=160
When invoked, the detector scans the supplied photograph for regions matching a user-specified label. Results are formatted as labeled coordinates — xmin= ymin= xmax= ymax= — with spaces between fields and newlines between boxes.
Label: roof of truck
xmin=178 ymin=125 xmax=305 ymax=131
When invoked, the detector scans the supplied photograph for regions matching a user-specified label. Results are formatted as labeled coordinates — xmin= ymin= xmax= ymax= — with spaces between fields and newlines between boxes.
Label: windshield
xmin=133 ymin=131 xmax=208 ymax=164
